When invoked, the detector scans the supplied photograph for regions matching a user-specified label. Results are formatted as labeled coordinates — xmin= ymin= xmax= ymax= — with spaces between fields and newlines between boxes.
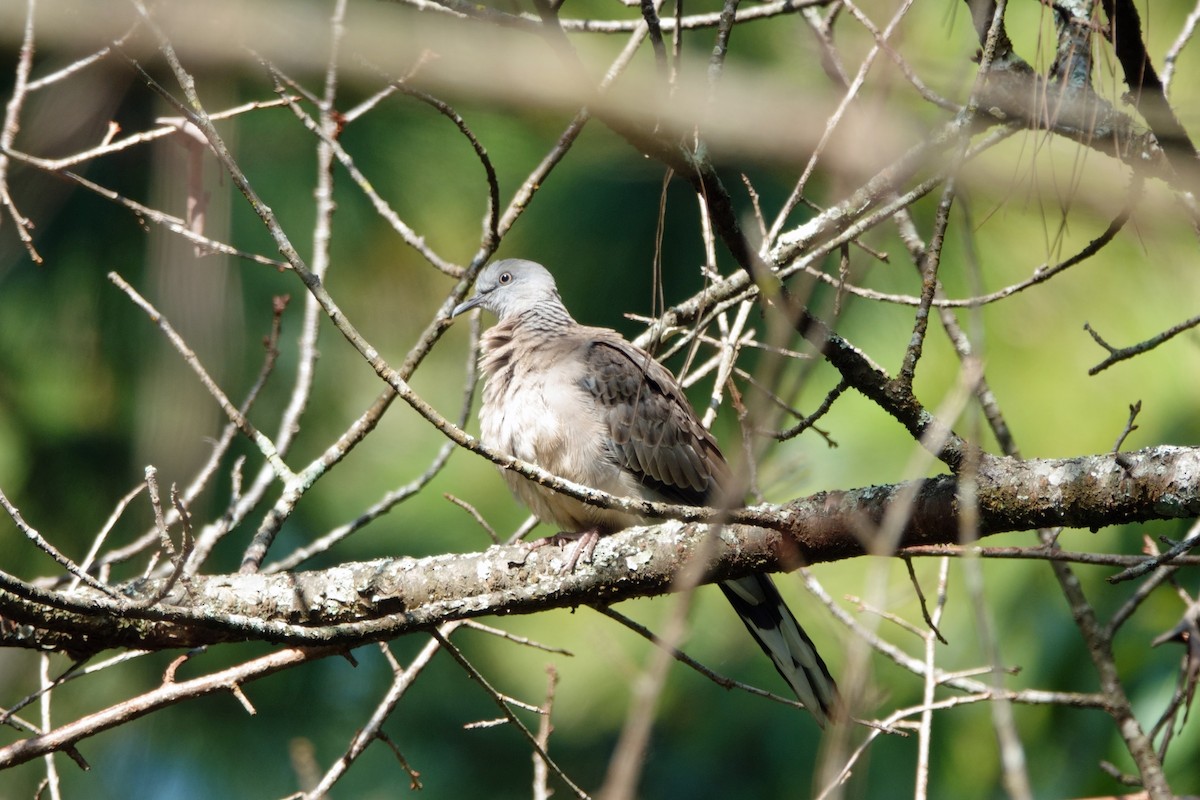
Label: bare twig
xmin=306 ymin=621 xmax=458 ymax=798
xmin=0 ymin=0 xmax=41 ymax=262
xmin=1108 ymin=519 xmax=1200 ymax=585
xmin=532 ymin=666 xmax=558 ymax=800
xmin=596 ymin=607 xmax=803 ymax=707
xmin=109 ymin=272 xmax=296 ymax=484
xmin=1085 ymin=315 xmax=1200 ymax=375
xmin=432 ymin=629 xmax=589 ymax=799
xmin=0 ymin=647 xmax=341 ymax=769
xmin=0 ymin=489 xmax=116 ymax=597
xmin=1112 ymin=401 xmax=1143 ymax=454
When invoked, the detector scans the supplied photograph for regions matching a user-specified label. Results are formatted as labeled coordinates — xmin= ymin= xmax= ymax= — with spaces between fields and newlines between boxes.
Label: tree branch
xmin=3 ymin=445 xmax=1197 ymax=655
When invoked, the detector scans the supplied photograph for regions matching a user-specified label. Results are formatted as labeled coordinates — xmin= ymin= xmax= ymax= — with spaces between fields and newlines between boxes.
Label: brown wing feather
xmin=579 ymin=333 xmax=728 ymax=506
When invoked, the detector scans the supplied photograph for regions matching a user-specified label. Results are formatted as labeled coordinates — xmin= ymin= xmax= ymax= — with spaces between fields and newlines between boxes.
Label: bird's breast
xmin=480 ymin=358 xmax=600 ymax=476
xmin=478 ymin=337 xmax=642 ymax=531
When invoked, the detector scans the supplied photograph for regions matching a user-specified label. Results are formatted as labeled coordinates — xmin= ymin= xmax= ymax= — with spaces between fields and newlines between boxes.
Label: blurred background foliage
xmin=1 ymin=0 xmax=1199 ymax=797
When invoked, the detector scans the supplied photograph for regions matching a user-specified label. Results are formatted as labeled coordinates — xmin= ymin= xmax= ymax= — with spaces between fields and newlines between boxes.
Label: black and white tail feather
xmin=720 ymin=574 xmax=838 ymax=726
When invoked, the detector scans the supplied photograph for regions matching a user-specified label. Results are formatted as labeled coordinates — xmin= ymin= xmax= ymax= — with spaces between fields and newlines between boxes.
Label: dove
xmin=453 ymin=259 xmax=837 ymax=724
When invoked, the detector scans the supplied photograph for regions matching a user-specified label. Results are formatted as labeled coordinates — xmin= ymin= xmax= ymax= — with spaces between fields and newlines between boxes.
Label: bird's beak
xmin=452 ymin=293 xmax=482 ymax=318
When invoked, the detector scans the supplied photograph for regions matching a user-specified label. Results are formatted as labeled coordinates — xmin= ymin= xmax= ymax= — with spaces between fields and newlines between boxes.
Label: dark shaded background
xmin=1 ymin=0 xmax=1199 ymax=797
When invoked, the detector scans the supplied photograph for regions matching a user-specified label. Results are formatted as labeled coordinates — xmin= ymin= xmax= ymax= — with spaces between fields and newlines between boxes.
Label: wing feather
xmin=579 ymin=334 xmax=727 ymax=506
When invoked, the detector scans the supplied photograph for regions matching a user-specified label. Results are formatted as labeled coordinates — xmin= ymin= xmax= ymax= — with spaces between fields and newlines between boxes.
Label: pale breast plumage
xmin=479 ymin=324 xmax=642 ymax=532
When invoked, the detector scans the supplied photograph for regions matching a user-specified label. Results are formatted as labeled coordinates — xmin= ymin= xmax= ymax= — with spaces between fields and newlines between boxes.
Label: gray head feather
xmin=452 ymin=259 xmax=567 ymax=321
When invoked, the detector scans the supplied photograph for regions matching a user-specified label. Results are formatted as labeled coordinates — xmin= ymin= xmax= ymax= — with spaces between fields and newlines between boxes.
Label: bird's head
xmin=452 ymin=259 xmax=565 ymax=321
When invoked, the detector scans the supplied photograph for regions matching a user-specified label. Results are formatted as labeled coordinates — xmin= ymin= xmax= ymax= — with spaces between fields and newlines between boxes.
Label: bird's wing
xmin=579 ymin=333 xmax=728 ymax=506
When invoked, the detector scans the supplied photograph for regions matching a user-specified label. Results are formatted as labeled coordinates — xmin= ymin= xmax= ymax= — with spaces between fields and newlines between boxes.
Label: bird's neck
xmin=479 ymin=302 xmax=577 ymax=377
xmin=509 ymin=302 xmax=574 ymax=334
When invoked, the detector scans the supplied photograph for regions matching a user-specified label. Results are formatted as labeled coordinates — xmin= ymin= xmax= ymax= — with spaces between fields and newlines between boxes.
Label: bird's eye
xmin=498 ymin=271 xmax=512 ymax=285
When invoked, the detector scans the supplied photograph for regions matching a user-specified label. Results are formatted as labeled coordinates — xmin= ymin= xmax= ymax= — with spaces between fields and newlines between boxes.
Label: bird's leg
xmin=558 ymin=529 xmax=600 ymax=571
xmin=513 ymin=529 xmax=602 ymax=572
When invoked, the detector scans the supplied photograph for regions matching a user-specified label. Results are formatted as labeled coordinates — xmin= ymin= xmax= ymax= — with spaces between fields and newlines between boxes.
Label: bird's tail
xmin=719 ymin=573 xmax=838 ymax=726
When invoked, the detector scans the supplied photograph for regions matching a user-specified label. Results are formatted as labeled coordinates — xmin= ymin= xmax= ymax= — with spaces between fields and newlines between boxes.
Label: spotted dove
xmin=452 ymin=258 xmax=837 ymax=725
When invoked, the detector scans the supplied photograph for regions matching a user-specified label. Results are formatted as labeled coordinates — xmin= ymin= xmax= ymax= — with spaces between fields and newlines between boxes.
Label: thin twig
xmin=1108 ymin=519 xmax=1200 ymax=585
xmin=0 ymin=0 xmax=42 ymax=262
xmin=596 ymin=607 xmax=804 ymax=707
xmin=306 ymin=620 xmax=457 ymax=798
xmin=432 ymin=629 xmax=590 ymax=799
xmin=0 ymin=647 xmax=341 ymax=769
xmin=532 ymin=666 xmax=558 ymax=800
xmin=0 ymin=488 xmax=116 ymax=596
xmin=1085 ymin=314 xmax=1200 ymax=375
xmin=462 ymin=621 xmax=574 ymax=656
xmin=108 ymin=272 xmax=296 ymax=484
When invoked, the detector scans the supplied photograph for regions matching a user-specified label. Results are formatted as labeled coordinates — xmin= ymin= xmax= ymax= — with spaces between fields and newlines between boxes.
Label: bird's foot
xmin=513 ymin=529 xmax=601 ymax=572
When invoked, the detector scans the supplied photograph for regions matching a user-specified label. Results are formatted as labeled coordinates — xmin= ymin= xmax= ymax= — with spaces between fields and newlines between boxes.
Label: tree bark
xmin=3 ymin=445 xmax=1197 ymax=654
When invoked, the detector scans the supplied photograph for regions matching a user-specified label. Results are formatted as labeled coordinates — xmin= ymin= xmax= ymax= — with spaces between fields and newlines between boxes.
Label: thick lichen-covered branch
xmin=3 ymin=445 xmax=1196 ymax=656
